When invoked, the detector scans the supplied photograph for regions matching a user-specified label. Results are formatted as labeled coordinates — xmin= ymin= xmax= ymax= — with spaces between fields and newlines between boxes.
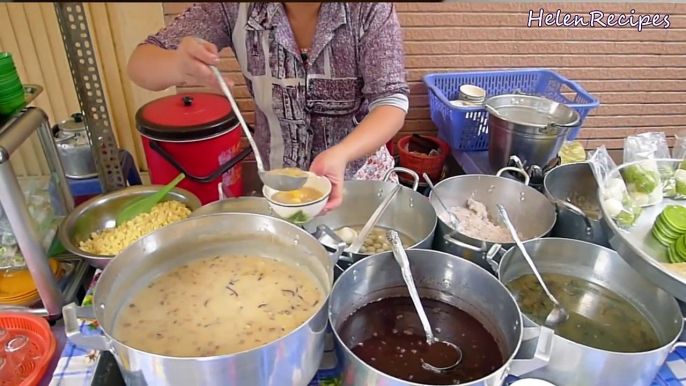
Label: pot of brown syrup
xmin=329 ymin=249 xmax=553 ymax=385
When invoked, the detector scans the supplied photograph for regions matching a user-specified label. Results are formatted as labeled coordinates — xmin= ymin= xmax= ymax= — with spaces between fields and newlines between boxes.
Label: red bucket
xmin=136 ymin=93 xmax=252 ymax=205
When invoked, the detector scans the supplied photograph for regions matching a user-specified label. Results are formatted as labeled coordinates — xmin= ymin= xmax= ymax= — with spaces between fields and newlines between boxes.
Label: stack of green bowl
xmin=652 ymin=205 xmax=686 ymax=263
xmin=0 ymin=53 xmax=26 ymax=117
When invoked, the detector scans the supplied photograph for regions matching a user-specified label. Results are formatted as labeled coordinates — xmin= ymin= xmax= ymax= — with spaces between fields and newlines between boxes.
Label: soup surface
xmin=507 ymin=273 xmax=661 ymax=353
xmin=272 ymin=186 xmax=323 ymax=205
xmin=113 ymin=254 xmax=323 ymax=357
xmin=267 ymin=167 xmax=308 ymax=177
xmin=338 ymin=297 xmax=504 ymax=385
xmin=334 ymin=226 xmax=415 ymax=254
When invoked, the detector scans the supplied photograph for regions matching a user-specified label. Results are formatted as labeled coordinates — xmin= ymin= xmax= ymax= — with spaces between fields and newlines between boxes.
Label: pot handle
xmin=552 ymin=199 xmax=594 ymax=238
xmin=443 ymin=233 xmax=487 ymax=253
xmin=496 ymin=167 xmax=531 ymax=186
xmin=313 ymin=224 xmax=353 ymax=265
xmin=509 ymin=326 xmax=555 ymax=376
xmin=485 ymin=243 xmax=506 ymax=272
xmin=149 ymin=140 xmax=253 ymax=183
xmin=383 ymin=167 xmax=420 ymax=191
xmin=63 ymin=303 xmax=112 ymax=352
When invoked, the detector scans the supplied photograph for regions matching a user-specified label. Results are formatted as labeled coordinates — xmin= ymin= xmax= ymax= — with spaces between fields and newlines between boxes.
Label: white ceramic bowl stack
xmin=450 ymin=84 xmax=487 ymax=107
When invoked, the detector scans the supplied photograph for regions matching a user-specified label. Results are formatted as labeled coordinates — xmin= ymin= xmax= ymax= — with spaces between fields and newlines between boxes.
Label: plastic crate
xmin=423 ymin=68 xmax=600 ymax=152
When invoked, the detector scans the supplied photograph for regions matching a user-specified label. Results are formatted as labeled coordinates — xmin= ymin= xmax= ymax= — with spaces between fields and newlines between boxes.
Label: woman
xmin=127 ymin=2 xmax=409 ymax=210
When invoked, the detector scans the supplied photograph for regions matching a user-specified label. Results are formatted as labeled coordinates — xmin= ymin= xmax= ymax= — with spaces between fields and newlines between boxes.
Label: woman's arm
xmin=127 ymin=3 xmax=234 ymax=92
xmin=333 ymin=3 xmax=409 ymax=164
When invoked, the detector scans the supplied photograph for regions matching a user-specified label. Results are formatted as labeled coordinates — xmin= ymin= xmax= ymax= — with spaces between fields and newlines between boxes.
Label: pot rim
xmin=90 ymin=213 xmax=334 ymax=360
xmin=329 ymin=248 xmax=525 ymax=386
xmin=497 ymin=237 xmax=685 ymax=355
xmin=484 ymin=94 xmax=581 ymax=129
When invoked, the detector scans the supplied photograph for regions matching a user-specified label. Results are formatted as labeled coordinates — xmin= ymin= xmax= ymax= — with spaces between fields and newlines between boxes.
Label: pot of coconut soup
xmin=63 ymin=213 xmax=345 ymax=385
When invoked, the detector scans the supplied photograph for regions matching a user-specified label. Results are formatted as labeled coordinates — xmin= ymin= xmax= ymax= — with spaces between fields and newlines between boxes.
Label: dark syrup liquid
xmin=338 ymin=297 xmax=504 ymax=385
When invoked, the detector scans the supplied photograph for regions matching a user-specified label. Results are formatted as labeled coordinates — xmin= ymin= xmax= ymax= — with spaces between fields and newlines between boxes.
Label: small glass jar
xmin=5 ymin=335 xmax=40 ymax=381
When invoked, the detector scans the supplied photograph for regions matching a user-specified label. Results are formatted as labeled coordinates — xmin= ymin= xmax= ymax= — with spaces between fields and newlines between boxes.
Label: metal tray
xmin=599 ymin=158 xmax=686 ymax=301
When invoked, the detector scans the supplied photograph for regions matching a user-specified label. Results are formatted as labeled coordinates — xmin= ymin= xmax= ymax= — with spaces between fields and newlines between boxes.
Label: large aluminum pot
xmin=304 ymin=167 xmax=436 ymax=265
xmin=543 ymin=162 xmax=609 ymax=247
xmin=485 ymin=94 xmax=581 ymax=170
xmin=430 ymin=167 xmax=556 ymax=273
xmin=63 ymin=213 xmax=345 ymax=386
xmin=190 ymin=196 xmax=274 ymax=218
xmin=488 ymin=238 xmax=684 ymax=386
xmin=58 ymin=185 xmax=202 ymax=269
xmin=329 ymin=249 xmax=553 ymax=386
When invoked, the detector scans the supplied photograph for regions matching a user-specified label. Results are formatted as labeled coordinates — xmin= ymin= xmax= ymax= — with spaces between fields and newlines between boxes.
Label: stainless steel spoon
xmin=422 ymin=173 xmax=460 ymax=229
xmin=496 ymin=205 xmax=569 ymax=327
xmin=210 ymin=66 xmax=307 ymax=191
xmin=387 ymin=230 xmax=463 ymax=373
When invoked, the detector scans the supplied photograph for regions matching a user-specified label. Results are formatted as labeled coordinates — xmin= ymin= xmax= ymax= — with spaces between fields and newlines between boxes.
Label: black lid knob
xmin=182 ymin=96 xmax=194 ymax=107
xmin=71 ymin=112 xmax=84 ymax=123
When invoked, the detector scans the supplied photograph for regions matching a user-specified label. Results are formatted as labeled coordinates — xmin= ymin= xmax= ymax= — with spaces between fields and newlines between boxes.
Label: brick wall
xmin=162 ymin=2 xmax=686 ymax=150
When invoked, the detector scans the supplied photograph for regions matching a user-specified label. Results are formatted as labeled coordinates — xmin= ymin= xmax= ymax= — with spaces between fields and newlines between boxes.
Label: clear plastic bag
xmin=589 ymin=146 xmax=642 ymax=229
xmin=0 ymin=178 xmax=58 ymax=269
xmin=672 ymin=133 xmax=686 ymax=199
xmin=622 ymin=132 xmax=668 ymax=206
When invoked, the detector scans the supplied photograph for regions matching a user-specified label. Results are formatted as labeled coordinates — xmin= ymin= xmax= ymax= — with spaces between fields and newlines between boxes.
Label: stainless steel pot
xmin=63 ymin=213 xmax=345 ymax=386
xmin=190 ymin=197 xmax=274 ymax=218
xmin=58 ymin=185 xmax=202 ymax=269
xmin=329 ymin=249 xmax=553 ymax=386
xmin=304 ymin=167 xmax=436 ymax=265
xmin=52 ymin=112 xmax=98 ymax=179
xmin=430 ymin=167 xmax=556 ymax=273
xmin=543 ymin=162 xmax=609 ymax=247
xmin=488 ymin=238 xmax=684 ymax=386
xmin=486 ymin=95 xmax=581 ymax=170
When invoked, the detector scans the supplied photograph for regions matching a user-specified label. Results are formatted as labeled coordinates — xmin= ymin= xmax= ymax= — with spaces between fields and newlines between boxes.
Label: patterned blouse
xmin=144 ymin=2 xmax=409 ymax=180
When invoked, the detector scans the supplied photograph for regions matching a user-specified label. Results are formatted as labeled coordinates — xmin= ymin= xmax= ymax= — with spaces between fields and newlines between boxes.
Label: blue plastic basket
xmin=423 ymin=68 xmax=600 ymax=152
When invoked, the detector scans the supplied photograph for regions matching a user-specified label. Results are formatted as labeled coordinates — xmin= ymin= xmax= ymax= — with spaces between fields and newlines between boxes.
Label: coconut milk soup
xmin=508 ymin=273 xmax=660 ymax=353
xmin=338 ymin=296 xmax=504 ymax=385
xmin=112 ymin=254 xmax=323 ymax=357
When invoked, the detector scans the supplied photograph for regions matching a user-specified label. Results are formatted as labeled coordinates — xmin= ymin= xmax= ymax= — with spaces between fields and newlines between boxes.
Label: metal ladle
xmin=496 ymin=205 xmax=569 ymax=327
xmin=422 ymin=173 xmax=460 ymax=230
xmin=387 ymin=230 xmax=463 ymax=373
xmin=210 ymin=66 xmax=307 ymax=191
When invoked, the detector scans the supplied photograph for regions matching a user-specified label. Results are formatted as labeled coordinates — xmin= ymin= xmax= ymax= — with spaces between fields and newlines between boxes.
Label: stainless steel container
xmin=430 ymin=167 xmax=556 ymax=273
xmin=58 ymin=185 xmax=202 ymax=268
xmin=304 ymin=167 xmax=436 ymax=265
xmin=486 ymin=95 xmax=581 ymax=170
xmin=543 ymin=162 xmax=609 ymax=247
xmin=191 ymin=196 xmax=274 ymax=218
xmin=52 ymin=112 xmax=97 ymax=179
xmin=490 ymin=238 xmax=685 ymax=386
xmin=329 ymin=249 xmax=553 ymax=386
xmin=63 ymin=213 xmax=345 ymax=385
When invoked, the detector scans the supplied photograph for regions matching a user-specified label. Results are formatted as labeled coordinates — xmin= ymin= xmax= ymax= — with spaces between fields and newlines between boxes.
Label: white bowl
xmin=459 ymin=84 xmax=486 ymax=101
xmin=510 ymin=379 xmax=556 ymax=386
xmin=263 ymin=172 xmax=332 ymax=224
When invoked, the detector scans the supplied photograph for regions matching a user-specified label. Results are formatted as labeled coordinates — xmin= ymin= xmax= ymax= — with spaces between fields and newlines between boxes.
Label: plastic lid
xmin=136 ymin=92 xmax=239 ymax=142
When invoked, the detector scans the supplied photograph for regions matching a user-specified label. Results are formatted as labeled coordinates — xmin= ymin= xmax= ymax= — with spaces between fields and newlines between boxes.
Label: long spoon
xmin=496 ymin=205 xmax=569 ymax=327
xmin=387 ymin=230 xmax=463 ymax=373
xmin=209 ymin=66 xmax=307 ymax=191
xmin=423 ymin=173 xmax=460 ymax=230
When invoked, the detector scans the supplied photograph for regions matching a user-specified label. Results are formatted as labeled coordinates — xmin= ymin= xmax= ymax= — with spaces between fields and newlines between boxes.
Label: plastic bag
xmin=589 ymin=146 xmax=642 ymax=229
xmin=0 ymin=177 xmax=58 ymax=269
xmin=672 ymin=133 xmax=686 ymax=198
xmin=622 ymin=132 xmax=668 ymax=206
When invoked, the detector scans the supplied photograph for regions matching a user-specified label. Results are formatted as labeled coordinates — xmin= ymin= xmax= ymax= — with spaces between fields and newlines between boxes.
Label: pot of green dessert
xmin=487 ymin=237 xmax=684 ymax=386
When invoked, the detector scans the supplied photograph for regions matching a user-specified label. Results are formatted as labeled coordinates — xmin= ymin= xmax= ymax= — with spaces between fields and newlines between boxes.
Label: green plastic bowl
xmin=0 ymin=98 xmax=26 ymax=116
xmin=0 ymin=72 xmax=20 ymax=84
xmin=0 ymin=83 xmax=23 ymax=99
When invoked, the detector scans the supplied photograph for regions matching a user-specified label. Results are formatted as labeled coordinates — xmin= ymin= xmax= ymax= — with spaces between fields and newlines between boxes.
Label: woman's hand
xmin=173 ymin=37 xmax=234 ymax=89
xmin=309 ymin=147 xmax=349 ymax=212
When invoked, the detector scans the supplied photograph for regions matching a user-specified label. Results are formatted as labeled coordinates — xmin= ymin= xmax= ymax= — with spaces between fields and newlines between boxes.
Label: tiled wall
xmin=162 ymin=2 xmax=686 ymax=150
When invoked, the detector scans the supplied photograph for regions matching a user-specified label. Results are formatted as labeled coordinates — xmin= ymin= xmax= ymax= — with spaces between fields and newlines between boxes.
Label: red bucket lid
xmin=136 ymin=92 xmax=239 ymax=142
